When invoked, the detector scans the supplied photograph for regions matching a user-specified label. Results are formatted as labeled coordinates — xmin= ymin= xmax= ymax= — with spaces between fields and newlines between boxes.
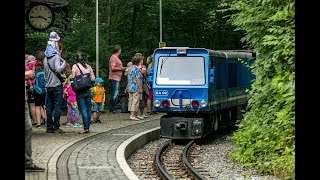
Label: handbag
xmin=71 ymin=63 xmax=92 ymax=92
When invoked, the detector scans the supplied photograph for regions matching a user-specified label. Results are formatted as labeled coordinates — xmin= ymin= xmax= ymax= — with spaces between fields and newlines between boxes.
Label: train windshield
xmin=156 ymin=56 xmax=205 ymax=85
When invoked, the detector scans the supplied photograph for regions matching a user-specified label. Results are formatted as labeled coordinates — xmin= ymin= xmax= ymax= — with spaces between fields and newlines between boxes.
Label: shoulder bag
xmin=47 ymin=59 xmax=66 ymax=83
xmin=71 ymin=63 xmax=92 ymax=92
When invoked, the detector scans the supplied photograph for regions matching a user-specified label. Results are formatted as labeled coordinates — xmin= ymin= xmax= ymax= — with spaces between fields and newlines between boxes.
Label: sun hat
xmin=45 ymin=32 xmax=61 ymax=57
xmin=48 ymin=31 xmax=60 ymax=41
xmin=95 ymin=77 xmax=104 ymax=83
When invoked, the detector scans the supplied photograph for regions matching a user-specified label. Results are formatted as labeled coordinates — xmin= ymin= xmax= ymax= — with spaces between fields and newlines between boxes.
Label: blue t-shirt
xmin=127 ymin=65 xmax=142 ymax=93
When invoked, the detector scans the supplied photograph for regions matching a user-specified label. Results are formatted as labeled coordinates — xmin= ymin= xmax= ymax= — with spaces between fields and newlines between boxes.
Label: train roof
xmin=154 ymin=47 xmax=255 ymax=59
xmin=208 ymin=49 xmax=255 ymax=59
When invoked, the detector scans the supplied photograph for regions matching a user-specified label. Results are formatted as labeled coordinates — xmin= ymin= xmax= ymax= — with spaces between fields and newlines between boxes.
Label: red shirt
xmin=108 ymin=54 xmax=123 ymax=81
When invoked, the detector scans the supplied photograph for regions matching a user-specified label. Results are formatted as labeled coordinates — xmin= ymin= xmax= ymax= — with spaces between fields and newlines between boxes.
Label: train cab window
xmin=156 ymin=56 xmax=205 ymax=85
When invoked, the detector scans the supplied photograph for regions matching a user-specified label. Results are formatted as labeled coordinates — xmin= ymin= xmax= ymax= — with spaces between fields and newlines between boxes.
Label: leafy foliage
xmin=225 ymin=0 xmax=295 ymax=179
xmin=25 ymin=0 xmax=244 ymax=81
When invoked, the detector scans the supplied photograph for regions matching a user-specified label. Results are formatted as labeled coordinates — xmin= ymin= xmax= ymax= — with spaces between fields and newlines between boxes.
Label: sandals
xmin=79 ymin=130 xmax=90 ymax=134
xmin=94 ymin=118 xmax=102 ymax=123
xmin=129 ymin=116 xmax=140 ymax=121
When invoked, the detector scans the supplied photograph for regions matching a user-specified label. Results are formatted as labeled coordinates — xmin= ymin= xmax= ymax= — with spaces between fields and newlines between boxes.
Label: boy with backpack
xmin=91 ymin=77 xmax=106 ymax=123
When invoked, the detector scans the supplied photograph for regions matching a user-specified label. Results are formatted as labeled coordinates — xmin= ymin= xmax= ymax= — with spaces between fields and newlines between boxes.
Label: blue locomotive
xmin=148 ymin=47 xmax=255 ymax=139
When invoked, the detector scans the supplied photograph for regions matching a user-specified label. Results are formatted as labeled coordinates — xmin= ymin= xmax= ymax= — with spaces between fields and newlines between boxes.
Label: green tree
xmin=25 ymin=0 xmax=246 ymax=98
xmin=226 ymin=0 xmax=295 ymax=179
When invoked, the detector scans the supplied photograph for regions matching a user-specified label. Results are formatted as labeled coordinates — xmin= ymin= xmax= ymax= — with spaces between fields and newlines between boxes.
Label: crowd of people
xmin=25 ymin=31 xmax=157 ymax=171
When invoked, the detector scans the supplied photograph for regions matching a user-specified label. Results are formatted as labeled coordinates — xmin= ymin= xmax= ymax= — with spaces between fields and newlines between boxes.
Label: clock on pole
xmin=26 ymin=3 xmax=55 ymax=31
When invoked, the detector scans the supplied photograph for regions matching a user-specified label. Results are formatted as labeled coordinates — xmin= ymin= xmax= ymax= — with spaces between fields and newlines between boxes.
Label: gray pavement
xmin=25 ymin=111 xmax=163 ymax=180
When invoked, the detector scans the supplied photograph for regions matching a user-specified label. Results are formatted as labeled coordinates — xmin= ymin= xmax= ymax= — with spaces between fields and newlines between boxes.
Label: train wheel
xmin=220 ymin=110 xmax=229 ymax=128
xmin=214 ymin=113 xmax=219 ymax=131
xmin=229 ymin=110 xmax=233 ymax=125
xmin=213 ymin=112 xmax=222 ymax=132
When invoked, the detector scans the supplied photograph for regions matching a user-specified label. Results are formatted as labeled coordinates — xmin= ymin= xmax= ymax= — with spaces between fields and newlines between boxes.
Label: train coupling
xmin=175 ymin=121 xmax=187 ymax=130
xmin=160 ymin=116 xmax=204 ymax=139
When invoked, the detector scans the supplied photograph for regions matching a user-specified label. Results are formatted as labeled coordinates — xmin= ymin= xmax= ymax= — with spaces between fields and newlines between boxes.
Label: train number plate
xmin=155 ymin=90 xmax=168 ymax=96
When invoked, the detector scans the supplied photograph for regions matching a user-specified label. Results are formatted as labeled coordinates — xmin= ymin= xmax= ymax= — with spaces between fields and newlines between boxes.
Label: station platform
xmin=25 ymin=110 xmax=163 ymax=180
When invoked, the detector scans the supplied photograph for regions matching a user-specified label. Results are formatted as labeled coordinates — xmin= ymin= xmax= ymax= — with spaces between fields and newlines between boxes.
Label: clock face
xmin=26 ymin=4 xmax=54 ymax=31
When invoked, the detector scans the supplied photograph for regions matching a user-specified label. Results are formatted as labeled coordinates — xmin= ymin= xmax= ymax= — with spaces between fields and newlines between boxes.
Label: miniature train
xmin=148 ymin=47 xmax=255 ymax=139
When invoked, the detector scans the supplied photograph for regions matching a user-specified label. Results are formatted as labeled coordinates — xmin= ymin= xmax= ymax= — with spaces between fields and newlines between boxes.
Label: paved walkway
xmin=25 ymin=111 xmax=163 ymax=180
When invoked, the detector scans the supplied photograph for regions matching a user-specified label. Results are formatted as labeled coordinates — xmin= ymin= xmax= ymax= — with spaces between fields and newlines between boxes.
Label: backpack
xmin=34 ymin=71 xmax=46 ymax=95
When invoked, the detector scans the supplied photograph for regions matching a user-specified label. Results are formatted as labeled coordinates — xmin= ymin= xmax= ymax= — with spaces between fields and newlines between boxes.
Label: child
xmin=124 ymin=62 xmax=132 ymax=76
xmin=63 ymin=75 xmax=82 ymax=128
xmin=91 ymin=77 xmax=106 ymax=123
xmin=137 ymin=61 xmax=149 ymax=120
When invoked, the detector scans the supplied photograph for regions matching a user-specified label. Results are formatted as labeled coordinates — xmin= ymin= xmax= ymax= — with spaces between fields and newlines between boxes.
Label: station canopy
xmin=25 ymin=0 xmax=69 ymax=7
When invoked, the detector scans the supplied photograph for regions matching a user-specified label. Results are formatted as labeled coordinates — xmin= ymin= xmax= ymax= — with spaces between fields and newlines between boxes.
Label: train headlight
xmin=154 ymin=100 xmax=161 ymax=107
xmin=191 ymin=100 xmax=199 ymax=108
xmin=200 ymin=100 xmax=207 ymax=107
xmin=177 ymin=48 xmax=187 ymax=54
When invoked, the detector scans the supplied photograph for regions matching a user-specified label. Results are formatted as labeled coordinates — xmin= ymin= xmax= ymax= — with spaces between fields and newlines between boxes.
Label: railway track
xmin=155 ymin=140 xmax=209 ymax=180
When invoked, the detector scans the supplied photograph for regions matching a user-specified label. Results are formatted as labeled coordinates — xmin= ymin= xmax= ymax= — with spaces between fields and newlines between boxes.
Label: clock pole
xmin=96 ymin=0 xmax=99 ymax=78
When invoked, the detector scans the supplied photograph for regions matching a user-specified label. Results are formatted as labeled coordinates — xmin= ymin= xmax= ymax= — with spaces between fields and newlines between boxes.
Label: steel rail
xmin=155 ymin=140 xmax=173 ymax=180
xmin=182 ymin=140 xmax=206 ymax=180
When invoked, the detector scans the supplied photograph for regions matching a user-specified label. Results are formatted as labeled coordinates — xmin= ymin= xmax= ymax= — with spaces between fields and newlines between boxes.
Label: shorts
xmin=26 ymin=85 xmax=35 ymax=103
xmin=128 ymin=92 xmax=140 ymax=112
xmin=139 ymin=91 xmax=148 ymax=109
xmin=148 ymin=89 xmax=152 ymax=100
xmin=34 ymin=93 xmax=46 ymax=106
xmin=92 ymin=102 xmax=104 ymax=112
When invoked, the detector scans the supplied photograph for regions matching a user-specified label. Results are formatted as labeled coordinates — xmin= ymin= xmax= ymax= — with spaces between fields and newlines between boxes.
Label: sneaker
xmin=146 ymin=111 xmax=155 ymax=115
xmin=73 ymin=123 xmax=83 ymax=127
xmin=36 ymin=124 xmax=41 ymax=128
xmin=46 ymin=129 xmax=55 ymax=133
xmin=66 ymin=123 xmax=74 ymax=128
xmin=25 ymin=164 xmax=45 ymax=172
xmin=54 ymin=128 xmax=65 ymax=133
xmin=137 ymin=115 xmax=144 ymax=120
xmin=143 ymin=114 xmax=148 ymax=118
xmin=129 ymin=116 xmax=140 ymax=121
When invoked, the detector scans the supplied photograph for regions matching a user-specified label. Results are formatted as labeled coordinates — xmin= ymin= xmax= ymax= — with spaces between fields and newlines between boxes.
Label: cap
xmin=95 ymin=77 xmax=104 ymax=83
xmin=49 ymin=31 xmax=60 ymax=41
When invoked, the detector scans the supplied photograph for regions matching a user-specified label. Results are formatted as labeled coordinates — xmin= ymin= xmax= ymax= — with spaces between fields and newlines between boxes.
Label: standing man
xmin=43 ymin=31 xmax=66 ymax=133
xmin=108 ymin=45 xmax=126 ymax=113
xmin=25 ymin=69 xmax=45 ymax=172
